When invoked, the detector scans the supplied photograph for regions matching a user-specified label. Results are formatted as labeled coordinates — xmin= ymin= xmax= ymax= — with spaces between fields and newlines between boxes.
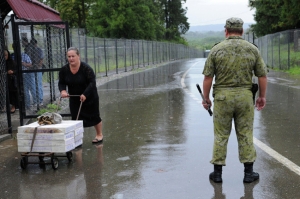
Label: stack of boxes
xmin=17 ymin=120 xmax=84 ymax=153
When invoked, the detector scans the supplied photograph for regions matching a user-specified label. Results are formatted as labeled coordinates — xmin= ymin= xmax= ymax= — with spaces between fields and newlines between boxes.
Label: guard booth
xmin=0 ymin=0 xmax=71 ymax=134
xmin=204 ymin=50 xmax=210 ymax=58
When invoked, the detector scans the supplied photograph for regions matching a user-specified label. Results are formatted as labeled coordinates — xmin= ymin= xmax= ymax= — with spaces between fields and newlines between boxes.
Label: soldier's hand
xmin=202 ymin=98 xmax=212 ymax=110
xmin=255 ymin=97 xmax=266 ymax=111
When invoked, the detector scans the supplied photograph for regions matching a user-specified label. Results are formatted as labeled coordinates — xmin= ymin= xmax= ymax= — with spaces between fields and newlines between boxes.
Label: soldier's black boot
xmin=209 ymin=165 xmax=223 ymax=183
xmin=243 ymin=163 xmax=259 ymax=183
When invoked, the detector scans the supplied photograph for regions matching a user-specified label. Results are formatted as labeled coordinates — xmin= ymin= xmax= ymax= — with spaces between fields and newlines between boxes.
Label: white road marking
xmin=182 ymin=61 xmax=300 ymax=176
xmin=253 ymin=137 xmax=300 ymax=175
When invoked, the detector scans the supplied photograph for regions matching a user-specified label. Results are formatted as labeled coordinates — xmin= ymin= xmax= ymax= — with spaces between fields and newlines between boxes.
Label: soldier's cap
xmin=224 ymin=17 xmax=243 ymax=29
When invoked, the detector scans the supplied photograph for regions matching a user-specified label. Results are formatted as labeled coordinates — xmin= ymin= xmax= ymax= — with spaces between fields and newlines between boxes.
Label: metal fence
xmin=68 ymin=28 xmax=202 ymax=76
xmin=2 ymin=16 xmax=203 ymax=131
xmin=244 ymin=29 xmax=300 ymax=70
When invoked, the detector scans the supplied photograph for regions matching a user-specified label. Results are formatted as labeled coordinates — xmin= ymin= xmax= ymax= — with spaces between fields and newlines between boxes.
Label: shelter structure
xmin=0 ymin=0 xmax=70 ymax=134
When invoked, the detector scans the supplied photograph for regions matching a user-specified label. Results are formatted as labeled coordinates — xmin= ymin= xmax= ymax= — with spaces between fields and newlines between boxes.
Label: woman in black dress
xmin=58 ymin=47 xmax=103 ymax=143
xmin=5 ymin=49 xmax=18 ymax=113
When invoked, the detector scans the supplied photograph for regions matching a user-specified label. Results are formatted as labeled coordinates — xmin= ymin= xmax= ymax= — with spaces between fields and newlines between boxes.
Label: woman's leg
xmin=93 ymin=121 xmax=103 ymax=141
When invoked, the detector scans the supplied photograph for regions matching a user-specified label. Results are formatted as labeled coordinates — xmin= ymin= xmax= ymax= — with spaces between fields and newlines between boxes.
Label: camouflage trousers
xmin=210 ymin=88 xmax=256 ymax=165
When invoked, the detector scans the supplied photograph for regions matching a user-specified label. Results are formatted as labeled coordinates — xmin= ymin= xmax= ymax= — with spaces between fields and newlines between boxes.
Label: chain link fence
xmin=2 ymin=16 xmax=203 ymax=129
xmin=244 ymin=29 xmax=300 ymax=70
xmin=68 ymin=28 xmax=202 ymax=76
xmin=0 ymin=14 xmax=11 ymax=135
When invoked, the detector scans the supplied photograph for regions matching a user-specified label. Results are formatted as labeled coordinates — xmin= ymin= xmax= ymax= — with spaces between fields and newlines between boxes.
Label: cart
xmin=20 ymin=151 xmax=73 ymax=170
xmin=18 ymin=96 xmax=83 ymax=170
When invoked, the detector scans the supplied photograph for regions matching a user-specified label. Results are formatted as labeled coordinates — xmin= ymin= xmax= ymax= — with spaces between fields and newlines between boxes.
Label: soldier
xmin=202 ymin=17 xmax=268 ymax=183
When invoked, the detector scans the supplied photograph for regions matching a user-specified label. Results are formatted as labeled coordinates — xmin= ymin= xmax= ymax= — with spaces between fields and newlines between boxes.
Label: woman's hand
xmin=60 ymin=90 xmax=69 ymax=98
xmin=80 ymin=94 xmax=86 ymax=102
xmin=7 ymin=70 xmax=13 ymax=75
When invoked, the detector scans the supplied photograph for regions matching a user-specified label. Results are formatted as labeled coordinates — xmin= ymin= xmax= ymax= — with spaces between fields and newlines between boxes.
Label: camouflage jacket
xmin=202 ymin=36 xmax=267 ymax=93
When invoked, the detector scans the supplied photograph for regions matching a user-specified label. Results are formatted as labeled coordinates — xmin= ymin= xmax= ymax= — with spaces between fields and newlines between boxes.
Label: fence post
xmin=124 ymin=39 xmax=127 ymax=72
xmin=131 ymin=40 xmax=134 ymax=70
xmin=288 ymin=31 xmax=290 ymax=69
xmin=279 ymin=34 xmax=281 ymax=70
xmin=147 ymin=41 xmax=149 ymax=65
xmin=115 ymin=39 xmax=118 ymax=74
xmin=93 ymin=37 xmax=96 ymax=75
xmin=104 ymin=38 xmax=108 ymax=76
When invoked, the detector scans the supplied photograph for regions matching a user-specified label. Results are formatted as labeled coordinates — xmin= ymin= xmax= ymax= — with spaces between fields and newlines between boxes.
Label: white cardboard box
xmin=17 ymin=137 xmax=74 ymax=147
xmin=18 ymin=120 xmax=83 ymax=134
xmin=17 ymin=131 xmax=74 ymax=140
xmin=74 ymin=132 xmax=83 ymax=142
xmin=18 ymin=142 xmax=75 ymax=153
xmin=74 ymin=127 xmax=84 ymax=136
xmin=75 ymin=139 xmax=83 ymax=148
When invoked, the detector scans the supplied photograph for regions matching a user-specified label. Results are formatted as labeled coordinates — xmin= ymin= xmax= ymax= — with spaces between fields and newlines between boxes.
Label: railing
xmin=68 ymin=29 xmax=203 ymax=76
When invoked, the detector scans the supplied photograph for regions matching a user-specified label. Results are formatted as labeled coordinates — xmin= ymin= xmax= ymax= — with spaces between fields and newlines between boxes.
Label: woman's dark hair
xmin=4 ymin=49 xmax=11 ymax=60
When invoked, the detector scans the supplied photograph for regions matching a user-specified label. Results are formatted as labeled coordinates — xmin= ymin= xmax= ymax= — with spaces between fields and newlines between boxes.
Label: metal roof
xmin=4 ymin=0 xmax=62 ymax=22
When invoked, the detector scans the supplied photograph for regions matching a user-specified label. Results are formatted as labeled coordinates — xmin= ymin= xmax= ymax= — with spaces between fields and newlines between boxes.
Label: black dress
xmin=58 ymin=62 xmax=101 ymax=127
xmin=6 ymin=59 xmax=19 ymax=109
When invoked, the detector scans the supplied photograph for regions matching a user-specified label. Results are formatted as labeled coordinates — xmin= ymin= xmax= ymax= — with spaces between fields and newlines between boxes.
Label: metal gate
xmin=0 ymin=14 xmax=12 ymax=135
xmin=11 ymin=16 xmax=70 ymax=126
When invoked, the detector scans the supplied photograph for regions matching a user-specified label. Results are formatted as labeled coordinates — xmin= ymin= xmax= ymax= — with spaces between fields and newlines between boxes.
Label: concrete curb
xmin=0 ymin=134 xmax=12 ymax=142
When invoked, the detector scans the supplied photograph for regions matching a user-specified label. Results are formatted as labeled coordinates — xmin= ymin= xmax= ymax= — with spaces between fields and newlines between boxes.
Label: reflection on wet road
xmin=1 ymin=59 xmax=300 ymax=199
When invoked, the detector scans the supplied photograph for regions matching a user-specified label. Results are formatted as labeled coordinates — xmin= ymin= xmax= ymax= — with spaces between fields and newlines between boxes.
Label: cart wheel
xmin=20 ymin=157 xmax=28 ymax=169
xmin=51 ymin=157 xmax=59 ymax=170
xmin=66 ymin=152 xmax=73 ymax=162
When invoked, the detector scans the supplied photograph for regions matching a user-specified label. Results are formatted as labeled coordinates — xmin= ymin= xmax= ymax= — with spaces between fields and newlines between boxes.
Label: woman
xmin=58 ymin=47 xmax=103 ymax=144
xmin=4 ymin=49 xmax=18 ymax=113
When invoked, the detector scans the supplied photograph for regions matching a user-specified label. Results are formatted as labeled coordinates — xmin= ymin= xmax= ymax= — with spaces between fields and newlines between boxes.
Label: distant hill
xmin=188 ymin=23 xmax=253 ymax=32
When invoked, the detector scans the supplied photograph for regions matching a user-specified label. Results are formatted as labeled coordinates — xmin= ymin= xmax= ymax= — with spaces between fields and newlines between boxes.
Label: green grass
xmin=286 ymin=66 xmax=300 ymax=75
xmin=37 ymin=104 xmax=61 ymax=115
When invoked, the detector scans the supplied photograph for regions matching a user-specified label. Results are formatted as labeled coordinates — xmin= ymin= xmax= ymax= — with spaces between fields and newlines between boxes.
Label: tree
xmin=248 ymin=0 xmax=300 ymax=37
xmin=160 ymin=0 xmax=189 ymax=42
xmin=279 ymin=0 xmax=300 ymax=29
xmin=87 ymin=0 xmax=165 ymax=40
xmin=249 ymin=0 xmax=283 ymax=37
xmin=38 ymin=0 xmax=93 ymax=29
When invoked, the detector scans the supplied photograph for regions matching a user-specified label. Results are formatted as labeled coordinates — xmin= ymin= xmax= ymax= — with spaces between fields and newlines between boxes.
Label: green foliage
xmin=40 ymin=0 xmax=189 ymax=43
xmin=184 ymin=31 xmax=224 ymax=50
xmin=161 ymin=0 xmax=189 ymax=41
xmin=87 ymin=0 xmax=165 ymax=40
xmin=38 ymin=0 xmax=93 ymax=29
xmin=249 ymin=0 xmax=300 ymax=37
xmin=37 ymin=104 xmax=61 ymax=115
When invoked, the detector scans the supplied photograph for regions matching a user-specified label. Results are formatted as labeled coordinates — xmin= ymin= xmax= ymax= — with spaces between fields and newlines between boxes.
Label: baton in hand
xmin=196 ymin=84 xmax=213 ymax=116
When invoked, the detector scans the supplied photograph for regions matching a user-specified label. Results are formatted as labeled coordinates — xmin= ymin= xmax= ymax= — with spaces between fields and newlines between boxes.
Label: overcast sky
xmin=183 ymin=0 xmax=255 ymax=26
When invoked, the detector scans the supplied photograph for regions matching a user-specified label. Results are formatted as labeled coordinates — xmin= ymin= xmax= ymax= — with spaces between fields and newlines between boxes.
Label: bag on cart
xmin=37 ymin=112 xmax=62 ymax=125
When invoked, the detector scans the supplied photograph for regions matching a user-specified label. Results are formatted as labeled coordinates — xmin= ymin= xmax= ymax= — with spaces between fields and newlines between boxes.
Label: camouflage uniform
xmin=202 ymin=19 xmax=267 ymax=165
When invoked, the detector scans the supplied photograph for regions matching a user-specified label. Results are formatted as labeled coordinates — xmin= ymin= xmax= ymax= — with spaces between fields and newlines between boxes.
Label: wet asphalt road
xmin=1 ymin=59 xmax=300 ymax=199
